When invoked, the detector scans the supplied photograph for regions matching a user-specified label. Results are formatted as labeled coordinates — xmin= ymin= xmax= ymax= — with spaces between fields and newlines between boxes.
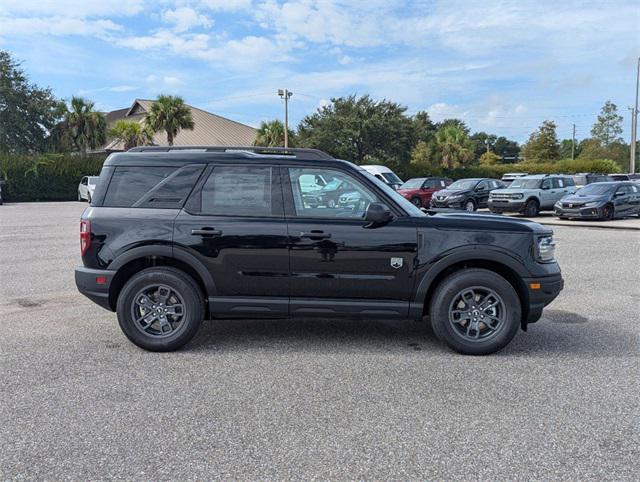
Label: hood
xmin=417 ymin=211 xmax=551 ymax=234
xmin=560 ymin=193 xmax=608 ymax=203
xmin=490 ymin=188 xmax=529 ymax=195
xmin=433 ymin=189 xmax=470 ymax=197
xmin=397 ymin=187 xmax=419 ymax=194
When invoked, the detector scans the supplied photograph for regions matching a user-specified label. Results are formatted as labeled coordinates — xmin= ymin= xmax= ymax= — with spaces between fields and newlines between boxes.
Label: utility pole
xmin=571 ymin=123 xmax=576 ymax=160
xmin=278 ymin=89 xmax=293 ymax=148
xmin=631 ymin=57 xmax=639 ymax=174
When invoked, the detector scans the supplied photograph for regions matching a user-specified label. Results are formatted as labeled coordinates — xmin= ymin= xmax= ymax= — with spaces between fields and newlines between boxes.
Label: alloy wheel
xmin=130 ymin=284 xmax=186 ymax=338
xmin=448 ymin=286 xmax=506 ymax=342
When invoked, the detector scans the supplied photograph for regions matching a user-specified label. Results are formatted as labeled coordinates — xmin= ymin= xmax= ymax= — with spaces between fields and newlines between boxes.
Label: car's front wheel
xmin=429 ymin=268 xmax=521 ymax=355
xmin=411 ymin=197 xmax=422 ymax=208
xmin=601 ymin=203 xmax=614 ymax=221
xmin=116 ymin=267 xmax=204 ymax=351
xmin=523 ymin=199 xmax=539 ymax=217
xmin=464 ymin=199 xmax=476 ymax=212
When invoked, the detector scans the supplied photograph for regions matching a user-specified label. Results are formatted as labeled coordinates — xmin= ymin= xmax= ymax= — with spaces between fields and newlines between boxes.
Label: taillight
xmin=80 ymin=220 xmax=91 ymax=255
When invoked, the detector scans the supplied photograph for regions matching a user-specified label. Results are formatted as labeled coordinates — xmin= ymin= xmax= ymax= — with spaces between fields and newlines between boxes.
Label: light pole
xmin=629 ymin=57 xmax=640 ymax=173
xmin=278 ymin=89 xmax=293 ymax=148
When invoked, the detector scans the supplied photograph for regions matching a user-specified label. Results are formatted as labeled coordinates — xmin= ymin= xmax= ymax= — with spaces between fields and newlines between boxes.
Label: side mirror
xmin=475 ymin=186 xmax=486 ymax=191
xmin=364 ymin=202 xmax=393 ymax=227
xmin=541 ymin=185 xmax=550 ymax=190
xmin=614 ymin=191 xmax=625 ymax=198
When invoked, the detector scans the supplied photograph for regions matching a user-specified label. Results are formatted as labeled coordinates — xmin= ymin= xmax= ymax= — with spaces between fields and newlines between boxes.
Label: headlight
xmin=448 ymin=195 xmax=463 ymax=201
xmin=535 ymin=235 xmax=556 ymax=263
xmin=583 ymin=201 xmax=599 ymax=208
xmin=554 ymin=201 xmax=561 ymax=208
xmin=511 ymin=193 xmax=524 ymax=200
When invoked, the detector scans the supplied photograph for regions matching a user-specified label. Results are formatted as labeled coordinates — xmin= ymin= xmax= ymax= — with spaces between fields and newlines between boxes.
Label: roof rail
xmin=127 ymin=145 xmax=334 ymax=160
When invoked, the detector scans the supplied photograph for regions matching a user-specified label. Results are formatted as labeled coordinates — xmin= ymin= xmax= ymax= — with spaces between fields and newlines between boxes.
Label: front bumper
xmin=488 ymin=199 xmax=525 ymax=213
xmin=431 ymin=199 xmax=465 ymax=209
xmin=75 ymin=266 xmax=116 ymax=311
xmin=522 ymin=273 xmax=564 ymax=325
xmin=554 ymin=206 xmax=602 ymax=218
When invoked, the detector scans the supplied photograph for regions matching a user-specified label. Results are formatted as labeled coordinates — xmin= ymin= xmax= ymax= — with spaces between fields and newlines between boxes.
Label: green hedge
xmin=390 ymin=158 xmax=621 ymax=181
xmin=0 ymin=153 xmax=107 ymax=202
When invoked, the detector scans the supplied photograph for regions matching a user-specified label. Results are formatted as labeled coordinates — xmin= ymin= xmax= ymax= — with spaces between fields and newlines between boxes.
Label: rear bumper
xmin=523 ymin=273 xmax=564 ymax=324
xmin=75 ymin=266 xmax=116 ymax=311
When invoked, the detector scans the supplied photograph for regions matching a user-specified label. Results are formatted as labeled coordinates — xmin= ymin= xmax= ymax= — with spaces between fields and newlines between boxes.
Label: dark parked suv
xmin=430 ymin=178 xmax=506 ymax=212
xmin=75 ymin=146 xmax=564 ymax=355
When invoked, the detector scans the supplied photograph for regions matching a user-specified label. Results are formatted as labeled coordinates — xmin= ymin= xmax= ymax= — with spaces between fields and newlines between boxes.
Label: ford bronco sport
xmin=488 ymin=174 xmax=577 ymax=217
xmin=75 ymin=146 xmax=564 ymax=355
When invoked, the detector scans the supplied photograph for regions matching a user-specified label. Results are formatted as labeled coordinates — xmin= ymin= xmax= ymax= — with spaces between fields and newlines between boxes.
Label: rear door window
xmin=200 ymin=166 xmax=278 ymax=217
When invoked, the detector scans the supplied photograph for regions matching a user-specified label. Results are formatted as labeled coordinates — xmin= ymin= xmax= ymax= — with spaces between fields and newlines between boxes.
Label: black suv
xmin=430 ymin=178 xmax=506 ymax=212
xmin=75 ymin=146 xmax=564 ymax=355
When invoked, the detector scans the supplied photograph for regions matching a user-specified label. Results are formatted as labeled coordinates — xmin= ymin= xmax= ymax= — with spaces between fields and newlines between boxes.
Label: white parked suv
xmin=78 ymin=176 xmax=99 ymax=202
xmin=488 ymin=174 xmax=577 ymax=217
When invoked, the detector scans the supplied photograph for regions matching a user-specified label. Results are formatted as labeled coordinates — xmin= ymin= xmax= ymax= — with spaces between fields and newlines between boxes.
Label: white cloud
xmin=0 ymin=0 xmax=144 ymax=17
xmin=197 ymin=0 xmax=252 ymax=11
xmin=162 ymin=7 xmax=212 ymax=32
xmin=338 ymin=55 xmax=352 ymax=65
xmin=163 ymin=76 xmax=183 ymax=86
xmin=0 ymin=16 xmax=122 ymax=36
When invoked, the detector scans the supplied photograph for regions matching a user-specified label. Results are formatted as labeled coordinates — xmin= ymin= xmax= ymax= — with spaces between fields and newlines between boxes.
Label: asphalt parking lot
xmin=1 ymin=202 xmax=639 ymax=480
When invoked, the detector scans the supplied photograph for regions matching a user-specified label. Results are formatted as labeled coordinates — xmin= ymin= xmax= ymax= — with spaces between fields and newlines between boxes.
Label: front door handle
xmin=191 ymin=228 xmax=222 ymax=236
xmin=300 ymin=231 xmax=331 ymax=239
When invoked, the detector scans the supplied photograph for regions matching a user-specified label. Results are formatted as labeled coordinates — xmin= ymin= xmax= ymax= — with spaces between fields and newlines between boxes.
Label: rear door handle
xmin=300 ymin=231 xmax=331 ymax=239
xmin=191 ymin=228 xmax=222 ymax=236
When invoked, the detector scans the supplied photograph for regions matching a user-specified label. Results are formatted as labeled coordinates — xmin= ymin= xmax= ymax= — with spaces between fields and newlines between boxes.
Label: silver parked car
xmin=78 ymin=176 xmax=99 ymax=202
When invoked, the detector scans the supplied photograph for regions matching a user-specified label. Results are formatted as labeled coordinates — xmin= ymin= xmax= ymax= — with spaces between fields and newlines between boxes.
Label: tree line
xmin=1 ymin=49 xmax=635 ymax=174
xmin=256 ymin=95 xmax=635 ymax=176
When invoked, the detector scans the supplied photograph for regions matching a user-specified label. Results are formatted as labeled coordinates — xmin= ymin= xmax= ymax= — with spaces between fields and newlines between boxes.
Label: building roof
xmin=103 ymin=99 xmax=257 ymax=151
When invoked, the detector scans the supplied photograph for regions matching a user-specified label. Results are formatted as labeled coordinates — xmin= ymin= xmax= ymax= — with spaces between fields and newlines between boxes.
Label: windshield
xmin=509 ymin=178 xmax=541 ymax=189
xmin=381 ymin=171 xmax=402 ymax=184
xmin=359 ymin=169 xmax=424 ymax=217
xmin=576 ymin=183 xmax=614 ymax=195
xmin=399 ymin=178 xmax=425 ymax=189
xmin=448 ymin=179 xmax=478 ymax=190
xmin=88 ymin=176 xmax=99 ymax=185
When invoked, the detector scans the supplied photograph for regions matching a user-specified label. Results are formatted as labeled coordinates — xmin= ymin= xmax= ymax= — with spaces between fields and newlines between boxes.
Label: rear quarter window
xmin=103 ymin=165 xmax=204 ymax=208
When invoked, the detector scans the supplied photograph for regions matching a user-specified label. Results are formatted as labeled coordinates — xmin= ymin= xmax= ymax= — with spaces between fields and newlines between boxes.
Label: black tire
xmin=78 ymin=191 xmax=82 ymax=201
xmin=523 ymin=198 xmax=539 ymax=217
xmin=464 ymin=199 xmax=476 ymax=212
xmin=411 ymin=197 xmax=422 ymax=208
xmin=601 ymin=203 xmax=614 ymax=221
xmin=116 ymin=267 xmax=204 ymax=351
xmin=429 ymin=268 xmax=521 ymax=355
xmin=87 ymin=193 xmax=92 ymax=203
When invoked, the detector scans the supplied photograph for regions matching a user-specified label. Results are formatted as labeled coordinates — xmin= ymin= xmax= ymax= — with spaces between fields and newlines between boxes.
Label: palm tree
xmin=144 ymin=95 xmax=194 ymax=146
xmin=109 ymin=120 xmax=154 ymax=151
xmin=435 ymin=126 xmax=472 ymax=169
xmin=66 ymin=97 xmax=107 ymax=158
xmin=253 ymin=119 xmax=295 ymax=147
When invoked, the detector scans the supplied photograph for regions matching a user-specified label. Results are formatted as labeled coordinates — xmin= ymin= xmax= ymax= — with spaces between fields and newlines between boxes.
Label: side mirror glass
xmin=364 ymin=202 xmax=393 ymax=226
xmin=614 ymin=191 xmax=625 ymax=198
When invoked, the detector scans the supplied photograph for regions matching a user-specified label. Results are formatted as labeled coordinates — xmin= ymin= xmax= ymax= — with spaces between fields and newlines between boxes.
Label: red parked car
xmin=397 ymin=177 xmax=452 ymax=207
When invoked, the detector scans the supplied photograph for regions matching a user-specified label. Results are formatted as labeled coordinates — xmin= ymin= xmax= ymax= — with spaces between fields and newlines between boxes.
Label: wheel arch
xmin=411 ymin=251 xmax=530 ymax=330
xmin=107 ymin=245 xmax=215 ymax=313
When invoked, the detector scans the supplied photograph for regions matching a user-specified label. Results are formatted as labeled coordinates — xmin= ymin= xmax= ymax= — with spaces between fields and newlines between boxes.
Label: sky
xmin=0 ymin=0 xmax=639 ymax=143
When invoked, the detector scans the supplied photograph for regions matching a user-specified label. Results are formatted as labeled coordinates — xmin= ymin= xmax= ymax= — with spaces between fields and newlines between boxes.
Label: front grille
xmin=562 ymin=202 xmax=584 ymax=208
xmin=491 ymin=193 xmax=512 ymax=200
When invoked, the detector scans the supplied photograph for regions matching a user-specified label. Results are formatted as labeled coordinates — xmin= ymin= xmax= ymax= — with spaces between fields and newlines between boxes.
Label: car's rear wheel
xmin=116 ymin=267 xmax=204 ymax=351
xmin=601 ymin=203 xmax=614 ymax=221
xmin=429 ymin=268 xmax=521 ymax=355
xmin=464 ymin=199 xmax=476 ymax=212
xmin=524 ymin=199 xmax=539 ymax=217
xmin=411 ymin=197 xmax=422 ymax=208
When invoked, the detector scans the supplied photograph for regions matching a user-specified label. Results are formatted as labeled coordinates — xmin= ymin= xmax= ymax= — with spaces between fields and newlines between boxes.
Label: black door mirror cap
xmin=364 ymin=202 xmax=393 ymax=227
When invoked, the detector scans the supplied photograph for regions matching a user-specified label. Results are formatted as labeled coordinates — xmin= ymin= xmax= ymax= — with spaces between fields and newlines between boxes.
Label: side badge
xmin=390 ymin=257 xmax=403 ymax=269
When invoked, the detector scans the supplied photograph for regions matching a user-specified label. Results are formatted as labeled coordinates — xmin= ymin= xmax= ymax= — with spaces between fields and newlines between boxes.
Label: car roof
xmin=103 ymin=146 xmax=355 ymax=168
